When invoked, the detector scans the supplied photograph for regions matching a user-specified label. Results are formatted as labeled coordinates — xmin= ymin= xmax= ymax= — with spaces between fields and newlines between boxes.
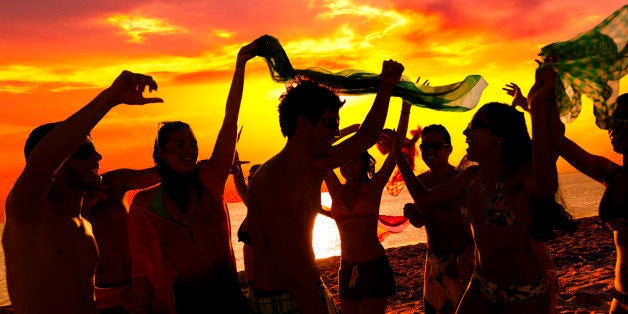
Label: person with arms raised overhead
xmin=127 ymin=40 xmax=257 ymax=313
xmin=2 ymin=70 xmax=162 ymax=314
xmin=247 ymin=60 xmax=404 ymax=314
xmin=322 ymin=99 xmax=412 ymax=314
xmin=388 ymin=67 xmax=569 ymax=313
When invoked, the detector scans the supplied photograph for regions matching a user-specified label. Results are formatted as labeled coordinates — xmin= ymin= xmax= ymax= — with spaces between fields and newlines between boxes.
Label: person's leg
xmin=340 ymin=299 xmax=360 ymax=314
xmin=358 ymin=298 xmax=387 ymax=314
xmin=424 ymin=298 xmax=438 ymax=314
xmin=610 ymin=298 xmax=628 ymax=313
xmin=455 ymin=284 xmax=493 ymax=314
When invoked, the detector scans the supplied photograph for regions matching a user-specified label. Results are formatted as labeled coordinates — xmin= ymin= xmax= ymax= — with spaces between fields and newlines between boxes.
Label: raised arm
xmin=527 ymin=67 xmax=559 ymax=196
xmin=372 ymin=100 xmax=412 ymax=189
xmin=556 ymin=137 xmax=619 ymax=184
xmin=231 ymin=151 xmax=249 ymax=205
xmin=101 ymin=167 xmax=159 ymax=197
xmin=326 ymin=60 xmax=404 ymax=170
xmin=388 ymin=131 xmax=475 ymax=208
xmin=6 ymin=71 xmax=162 ymax=223
xmin=323 ymin=170 xmax=343 ymax=198
xmin=202 ymin=41 xmax=257 ymax=189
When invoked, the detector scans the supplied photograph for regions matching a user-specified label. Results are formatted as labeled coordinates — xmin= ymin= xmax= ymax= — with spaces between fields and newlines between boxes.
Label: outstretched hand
xmin=503 ymin=83 xmax=529 ymax=112
xmin=105 ymin=70 xmax=163 ymax=106
xmin=380 ymin=60 xmax=404 ymax=86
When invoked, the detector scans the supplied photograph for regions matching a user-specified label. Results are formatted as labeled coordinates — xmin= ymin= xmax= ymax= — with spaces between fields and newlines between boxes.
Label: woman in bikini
xmin=323 ymin=100 xmax=412 ymax=314
xmin=127 ymin=40 xmax=258 ymax=313
xmin=389 ymin=67 xmax=565 ymax=313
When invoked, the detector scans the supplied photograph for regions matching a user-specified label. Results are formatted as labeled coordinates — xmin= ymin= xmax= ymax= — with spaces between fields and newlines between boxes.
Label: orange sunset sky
xmin=0 ymin=0 xmax=626 ymax=222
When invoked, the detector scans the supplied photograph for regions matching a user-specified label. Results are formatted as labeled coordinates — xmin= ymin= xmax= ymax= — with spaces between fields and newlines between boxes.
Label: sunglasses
xmin=419 ymin=142 xmax=448 ymax=152
xmin=468 ymin=118 xmax=495 ymax=131
xmin=72 ymin=143 xmax=97 ymax=160
xmin=319 ymin=117 xmax=339 ymax=131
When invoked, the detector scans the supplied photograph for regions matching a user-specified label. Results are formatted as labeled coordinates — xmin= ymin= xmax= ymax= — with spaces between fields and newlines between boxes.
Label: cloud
xmin=105 ymin=14 xmax=189 ymax=43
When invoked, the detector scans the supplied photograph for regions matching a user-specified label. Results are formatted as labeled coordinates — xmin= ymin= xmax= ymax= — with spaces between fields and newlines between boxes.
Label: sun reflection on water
xmin=312 ymin=192 xmax=341 ymax=259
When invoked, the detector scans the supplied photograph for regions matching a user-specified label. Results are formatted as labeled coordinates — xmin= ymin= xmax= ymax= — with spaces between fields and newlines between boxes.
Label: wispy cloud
xmin=317 ymin=0 xmax=409 ymax=42
xmin=106 ymin=14 xmax=188 ymax=43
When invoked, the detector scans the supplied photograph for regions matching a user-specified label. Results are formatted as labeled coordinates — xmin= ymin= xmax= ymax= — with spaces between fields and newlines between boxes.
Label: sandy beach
xmin=315 ymin=216 xmax=616 ymax=314
xmin=0 ymin=216 xmax=616 ymax=313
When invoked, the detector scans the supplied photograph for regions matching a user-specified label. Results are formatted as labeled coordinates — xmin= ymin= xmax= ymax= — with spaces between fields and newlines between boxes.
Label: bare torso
xmin=248 ymin=153 xmax=322 ymax=290
xmin=464 ymin=172 xmax=544 ymax=284
xmin=84 ymin=197 xmax=132 ymax=287
xmin=2 ymin=206 xmax=99 ymax=313
xmin=332 ymin=182 xmax=385 ymax=263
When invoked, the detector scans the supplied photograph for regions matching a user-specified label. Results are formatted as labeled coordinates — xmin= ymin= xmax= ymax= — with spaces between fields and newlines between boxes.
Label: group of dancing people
xmin=3 ymin=36 xmax=628 ymax=314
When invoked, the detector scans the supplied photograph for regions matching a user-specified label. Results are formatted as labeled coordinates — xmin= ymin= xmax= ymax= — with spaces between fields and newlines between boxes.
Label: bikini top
xmin=461 ymin=177 xmax=518 ymax=227
xmin=599 ymin=167 xmax=628 ymax=228
xmin=331 ymin=185 xmax=379 ymax=223
xmin=149 ymin=188 xmax=197 ymax=225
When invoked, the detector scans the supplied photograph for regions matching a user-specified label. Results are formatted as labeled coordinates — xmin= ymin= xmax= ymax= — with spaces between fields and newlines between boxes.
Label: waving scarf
xmin=540 ymin=5 xmax=628 ymax=129
xmin=251 ymin=35 xmax=487 ymax=111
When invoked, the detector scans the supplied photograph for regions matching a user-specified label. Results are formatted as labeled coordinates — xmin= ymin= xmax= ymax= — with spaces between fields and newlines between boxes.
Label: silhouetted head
xmin=610 ymin=93 xmax=628 ymax=154
xmin=420 ymin=124 xmax=453 ymax=170
xmin=24 ymin=121 xmax=102 ymax=190
xmin=340 ymin=151 xmax=376 ymax=182
xmin=24 ymin=122 xmax=61 ymax=161
xmin=153 ymin=121 xmax=198 ymax=175
xmin=463 ymin=102 xmax=531 ymax=169
xmin=248 ymin=164 xmax=261 ymax=182
xmin=278 ymin=79 xmax=344 ymax=138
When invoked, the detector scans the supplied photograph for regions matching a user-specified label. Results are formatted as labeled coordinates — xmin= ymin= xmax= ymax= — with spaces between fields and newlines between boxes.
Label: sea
xmin=0 ymin=171 xmax=607 ymax=306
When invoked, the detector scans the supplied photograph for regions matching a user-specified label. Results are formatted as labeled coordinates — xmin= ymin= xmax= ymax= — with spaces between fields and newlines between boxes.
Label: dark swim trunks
xmin=338 ymin=255 xmax=396 ymax=300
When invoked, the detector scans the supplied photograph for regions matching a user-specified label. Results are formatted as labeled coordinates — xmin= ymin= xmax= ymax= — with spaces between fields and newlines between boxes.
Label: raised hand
xmin=378 ymin=128 xmax=397 ymax=155
xmin=237 ymin=40 xmax=259 ymax=67
xmin=380 ymin=59 xmax=404 ymax=86
xmin=104 ymin=70 xmax=163 ymax=106
xmin=503 ymin=82 xmax=529 ymax=111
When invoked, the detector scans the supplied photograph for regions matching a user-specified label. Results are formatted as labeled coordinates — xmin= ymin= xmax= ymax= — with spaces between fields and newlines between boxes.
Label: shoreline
xmin=312 ymin=216 xmax=615 ymax=314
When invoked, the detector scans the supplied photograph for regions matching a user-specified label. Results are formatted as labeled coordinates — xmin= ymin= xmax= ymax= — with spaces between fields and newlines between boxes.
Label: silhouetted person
xmin=3 ymin=70 xmax=162 ymax=313
xmin=400 ymin=124 xmax=474 ymax=314
xmin=127 ymin=40 xmax=257 ymax=313
xmin=247 ymin=60 xmax=404 ymax=314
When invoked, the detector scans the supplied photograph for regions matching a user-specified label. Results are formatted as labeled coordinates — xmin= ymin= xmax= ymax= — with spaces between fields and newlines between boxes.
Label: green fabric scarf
xmin=540 ymin=5 xmax=628 ymax=129
xmin=251 ymin=35 xmax=488 ymax=112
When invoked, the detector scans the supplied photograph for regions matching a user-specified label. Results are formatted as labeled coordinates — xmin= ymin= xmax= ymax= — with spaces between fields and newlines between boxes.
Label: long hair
xmin=153 ymin=121 xmax=203 ymax=213
xmin=478 ymin=102 xmax=576 ymax=240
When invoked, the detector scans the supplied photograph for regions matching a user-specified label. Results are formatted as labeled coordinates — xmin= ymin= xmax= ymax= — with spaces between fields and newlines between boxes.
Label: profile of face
xmin=610 ymin=96 xmax=628 ymax=154
xmin=158 ymin=127 xmax=199 ymax=173
xmin=463 ymin=111 xmax=501 ymax=162
xmin=308 ymin=109 xmax=340 ymax=159
xmin=63 ymin=139 xmax=103 ymax=191
xmin=420 ymin=131 xmax=451 ymax=169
